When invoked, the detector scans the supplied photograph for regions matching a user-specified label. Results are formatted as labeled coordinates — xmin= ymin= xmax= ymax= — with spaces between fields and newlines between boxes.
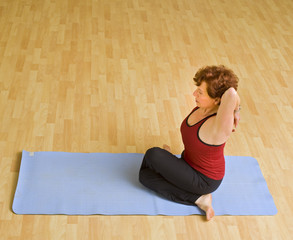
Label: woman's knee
xmin=141 ymin=147 xmax=163 ymax=172
xmin=145 ymin=147 xmax=170 ymax=172
xmin=145 ymin=147 xmax=162 ymax=160
xmin=139 ymin=148 xmax=164 ymax=186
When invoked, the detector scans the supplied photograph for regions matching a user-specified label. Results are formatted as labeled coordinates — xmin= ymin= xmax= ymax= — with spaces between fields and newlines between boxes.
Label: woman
xmin=139 ymin=65 xmax=241 ymax=220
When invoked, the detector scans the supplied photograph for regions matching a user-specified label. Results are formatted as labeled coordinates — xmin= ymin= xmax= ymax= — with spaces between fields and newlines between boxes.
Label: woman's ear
xmin=215 ymin=97 xmax=221 ymax=105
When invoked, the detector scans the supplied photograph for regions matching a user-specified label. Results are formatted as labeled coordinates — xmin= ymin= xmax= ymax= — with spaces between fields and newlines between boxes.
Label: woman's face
xmin=193 ymin=81 xmax=218 ymax=108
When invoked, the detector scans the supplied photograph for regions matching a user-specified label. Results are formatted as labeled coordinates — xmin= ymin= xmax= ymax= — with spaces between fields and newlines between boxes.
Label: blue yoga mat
xmin=12 ymin=150 xmax=277 ymax=216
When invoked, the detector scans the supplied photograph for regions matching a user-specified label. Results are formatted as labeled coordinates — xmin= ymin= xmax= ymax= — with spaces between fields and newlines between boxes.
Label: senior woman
xmin=139 ymin=65 xmax=241 ymax=220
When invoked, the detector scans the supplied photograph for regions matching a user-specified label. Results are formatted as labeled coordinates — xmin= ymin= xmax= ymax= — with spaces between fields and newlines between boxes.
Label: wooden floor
xmin=0 ymin=0 xmax=292 ymax=239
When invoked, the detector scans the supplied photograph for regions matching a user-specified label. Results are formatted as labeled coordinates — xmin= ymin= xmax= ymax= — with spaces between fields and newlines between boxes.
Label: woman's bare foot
xmin=195 ymin=194 xmax=215 ymax=221
xmin=163 ymin=144 xmax=171 ymax=153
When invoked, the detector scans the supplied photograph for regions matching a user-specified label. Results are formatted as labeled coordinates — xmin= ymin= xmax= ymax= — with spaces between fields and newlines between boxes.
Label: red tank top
xmin=180 ymin=107 xmax=225 ymax=180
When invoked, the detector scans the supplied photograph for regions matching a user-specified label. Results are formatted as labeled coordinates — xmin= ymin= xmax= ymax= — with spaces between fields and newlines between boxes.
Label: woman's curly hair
xmin=193 ymin=65 xmax=239 ymax=101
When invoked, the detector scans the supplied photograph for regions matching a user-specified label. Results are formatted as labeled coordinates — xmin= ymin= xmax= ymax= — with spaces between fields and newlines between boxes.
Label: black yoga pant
xmin=139 ymin=147 xmax=222 ymax=206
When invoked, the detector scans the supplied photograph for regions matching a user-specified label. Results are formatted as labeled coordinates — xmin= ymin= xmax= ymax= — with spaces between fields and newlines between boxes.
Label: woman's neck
xmin=198 ymin=105 xmax=219 ymax=117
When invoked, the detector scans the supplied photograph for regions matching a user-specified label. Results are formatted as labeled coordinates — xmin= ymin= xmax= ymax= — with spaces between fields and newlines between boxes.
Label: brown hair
xmin=193 ymin=65 xmax=239 ymax=100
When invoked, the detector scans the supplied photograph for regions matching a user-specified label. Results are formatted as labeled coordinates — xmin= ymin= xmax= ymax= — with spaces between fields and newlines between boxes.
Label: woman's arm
xmin=214 ymin=88 xmax=240 ymax=138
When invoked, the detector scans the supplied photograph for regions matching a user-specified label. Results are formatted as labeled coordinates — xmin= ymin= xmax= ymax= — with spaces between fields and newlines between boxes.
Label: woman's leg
xmin=139 ymin=166 xmax=199 ymax=205
xmin=139 ymin=147 xmax=221 ymax=205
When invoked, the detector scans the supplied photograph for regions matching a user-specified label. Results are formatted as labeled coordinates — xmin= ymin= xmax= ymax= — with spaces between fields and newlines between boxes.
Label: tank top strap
xmin=199 ymin=112 xmax=217 ymax=125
